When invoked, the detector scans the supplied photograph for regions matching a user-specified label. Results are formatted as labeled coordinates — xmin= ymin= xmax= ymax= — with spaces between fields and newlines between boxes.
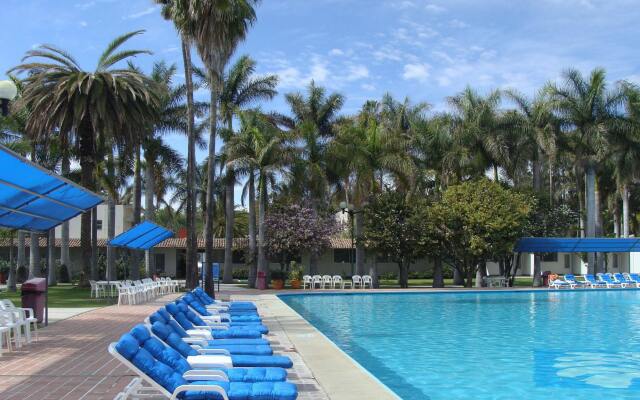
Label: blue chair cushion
xmin=162 ymin=347 xmax=192 ymax=374
xmin=229 ymin=323 xmax=268 ymax=334
xmin=115 ymin=334 xmax=140 ymax=360
xmin=149 ymin=311 xmax=167 ymax=325
xmin=231 ymin=355 xmax=293 ymax=368
xmin=152 ymin=321 xmax=172 ymax=340
xmin=181 ymin=381 xmax=297 ymax=400
xmin=131 ymin=347 xmax=156 ymax=375
xmin=230 ymin=315 xmax=261 ymax=323
xmin=143 ymin=337 xmax=168 ymax=359
xmin=167 ymin=332 xmax=198 ymax=357
xmin=149 ymin=362 xmax=187 ymax=393
xmin=169 ymin=320 xmax=189 ymax=338
xmin=212 ymin=329 xmax=261 ymax=340
xmin=131 ymin=324 xmax=151 ymax=344
xmin=225 ymin=367 xmax=287 ymax=382
xmin=209 ymin=344 xmax=272 ymax=356
xmin=174 ymin=312 xmax=195 ymax=330
xmin=209 ymin=338 xmax=270 ymax=346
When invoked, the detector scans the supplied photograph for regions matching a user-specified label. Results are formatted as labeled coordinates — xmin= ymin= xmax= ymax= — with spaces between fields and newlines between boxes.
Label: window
xmin=95 ymin=219 xmax=103 ymax=230
xmin=613 ymin=254 xmax=619 ymax=269
xmin=564 ymin=254 xmax=571 ymax=269
xmin=542 ymin=253 xmax=558 ymax=262
xmin=334 ymin=249 xmax=355 ymax=263
xmin=155 ymin=253 xmax=165 ymax=274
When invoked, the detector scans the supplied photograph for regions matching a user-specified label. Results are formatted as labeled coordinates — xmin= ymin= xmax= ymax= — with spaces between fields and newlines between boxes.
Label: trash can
xmin=256 ymin=271 xmax=267 ymax=290
xmin=542 ymin=271 xmax=552 ymax=287
xmin=21 ymin=278 xmax=47 ymax=323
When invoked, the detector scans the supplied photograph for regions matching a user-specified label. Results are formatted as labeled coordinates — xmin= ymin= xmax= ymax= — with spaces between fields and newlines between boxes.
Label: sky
xmin=2 ymin=0 xmax=640 ymax=201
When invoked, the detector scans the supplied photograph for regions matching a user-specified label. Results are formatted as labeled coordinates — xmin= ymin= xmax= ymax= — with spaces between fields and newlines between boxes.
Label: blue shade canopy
xmin=515 ymin=237 xmax=640 ymax=253
xmin=108 ymin=221 xmax=174 ymax=250
xmin=0 ymin=145 xmax=103 ymax=232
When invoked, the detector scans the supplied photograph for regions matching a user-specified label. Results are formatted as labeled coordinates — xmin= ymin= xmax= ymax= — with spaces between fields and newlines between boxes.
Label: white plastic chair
xmin=0 ymin=299 xmax=37 ymax=343
xmin=362 ymin=275 xmax=373 ymax=289
xmin=312 ymin=275 xmax=322 ymax=289
xmin=352 ymin=275 xmax=363 ymax=289
xmin=332 ymin=275 xmax=343 ymax=289
xmin=89 ymin=280 xmax=105 ymax=298
xmin=0 ymin=311 xmax=14 ymax=353
xmin=302 ymin=275 xmax=312 ymax=289
xmin=0 ymin=308 xmax=23 ymax=348
xmin=321 ymin=275 xmax=332 ymax=289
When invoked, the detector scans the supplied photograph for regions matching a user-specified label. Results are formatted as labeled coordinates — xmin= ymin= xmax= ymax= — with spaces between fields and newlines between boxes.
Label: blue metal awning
xmin=515 ymin=237 xmax=640 ymax=253
xmin=108 ymin=221 xmax=173 ymax=250
xmin=0 ymin=145 xmax=103 ymax=232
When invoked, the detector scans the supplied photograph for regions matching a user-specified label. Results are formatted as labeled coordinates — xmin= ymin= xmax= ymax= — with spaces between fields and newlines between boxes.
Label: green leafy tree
xmin=363 ymin=191 xmax=431 ymax=288
xmin=429 ymin=179 xmax=533 ymax=287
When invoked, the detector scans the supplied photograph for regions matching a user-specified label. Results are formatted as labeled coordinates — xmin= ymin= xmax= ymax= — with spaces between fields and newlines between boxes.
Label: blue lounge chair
xmin=175 ymin=300 xmax=267 ymax=332
xmin=193 ymin=287 xmax=257 ymax=312
xmin=110 ymin=332 xmax=297 ymax=400
xmin=583 ymin=274 xmax=607 ymax=288
xmin=596 ymin=273 xmax=622 ymax=288
xmin=623 ymin=273 xmax=640 ymax=287
xmin=149 ymin=322 xmax=293 ymax=369
xmin=149 ymin=311 xmax=268 ymax=346
xmin=182 ymin=293 xmax=262 ymax=323
xmin=613 ymin=273 xmax=632 ymax=288
xmin=129 ymin=324 xmax=287 ymax=382
xmin=563 ymin=274 xmax=585 ymax=288
xmin=164 ymin=304 xmax=263 ymax=339
xmin=151 ymin=320 xmax=273 ymax=356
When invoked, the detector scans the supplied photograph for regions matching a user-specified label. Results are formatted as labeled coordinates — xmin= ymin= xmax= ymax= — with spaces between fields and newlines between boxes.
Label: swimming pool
xmin=280 ymin=290 xmax=640 ymax=399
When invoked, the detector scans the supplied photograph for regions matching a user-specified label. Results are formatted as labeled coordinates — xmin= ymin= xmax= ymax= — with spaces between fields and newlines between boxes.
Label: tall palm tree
xmin=226 ymin=110 xmax=290 ymax=287
xmin=284 ymin=81 xmax=344 ymax=274
xmin=503 ymin=89 xmax=558 ymax=286
xmin=171 ymin=0 xmax=259 ymax=295
xmin=547 ymin=68 xmax=624 ymax=273
xmin=155 ymin=0 xmax=199 ymax=289
xmin=11 ymin=31 xmax=158 ymax=284
xmin=216 ymin=56 xmax=277 ymax=283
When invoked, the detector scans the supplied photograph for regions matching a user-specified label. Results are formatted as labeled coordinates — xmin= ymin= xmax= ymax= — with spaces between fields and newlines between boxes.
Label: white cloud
xmin=345 ymin=65 xmax=370 ymax=81
xmin=329 ymin=48 xmax=345 ymax=56
xmin=79 ymin=21 xmax=88 ymax=27
xmin=403 ymin=63 xmax=431 ymax=82
xmin=310 ymin=58 xmax=329 ymax=83
xmin=449 ymin=19 xmax=468 ymax=29
xmin=361 ymin=83 xmax=376 ymax=91
xmin=123 ymin=6 xmax=159 ymax=20
xmin=425 ymin=4 xmax=446 ymax=12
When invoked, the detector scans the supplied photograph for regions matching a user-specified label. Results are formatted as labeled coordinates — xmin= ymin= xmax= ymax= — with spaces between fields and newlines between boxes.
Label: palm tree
xmin=503 ymin=89 xmax=558 ymax=286
xmin=226 ymin=110 xmax=290 ymax=287
xmin=155 ymin=0 xmax=199 ymax=289
xmin=547 ymin=68 xmax=624 ymax=274
xmin=171 ymin=0 xmax=259 ymax=295
xmin=11 ymin=31 xmax=158 ymax=284
xmin=216 ymin=56 xmax=277 ymax=283
xmin=284 ymin=81 xmax=344 ymax=274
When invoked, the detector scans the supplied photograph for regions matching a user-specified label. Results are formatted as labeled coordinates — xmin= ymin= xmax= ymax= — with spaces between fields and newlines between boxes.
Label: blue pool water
xmin=280 ymin=290 xmax=640 ymax=399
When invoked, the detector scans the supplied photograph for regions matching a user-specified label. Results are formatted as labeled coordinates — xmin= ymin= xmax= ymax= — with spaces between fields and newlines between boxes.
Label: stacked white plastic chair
xmin=352 ymin=274 xmax=363 ymax=289
xmin=0 ymin=299 xmax=37 ymax=347
xmin=332 ymin=275 xmax=343 ymax=289
xmin=321 ymin=275 xmax=333 ymax=289
xmin=312 ymin=275 xmax=322 ymax=289
xmin=362 ymin=275 xmax=373 ymax=289
xmin=0 ymin=311 xmax=15 ymax=354
xmin=302 ymin=275 xmax=312 ymax=289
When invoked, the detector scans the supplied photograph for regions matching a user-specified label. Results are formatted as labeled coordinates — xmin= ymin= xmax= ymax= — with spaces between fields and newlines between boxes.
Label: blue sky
xmin=2 ymin=0 xmax=640 ymax=200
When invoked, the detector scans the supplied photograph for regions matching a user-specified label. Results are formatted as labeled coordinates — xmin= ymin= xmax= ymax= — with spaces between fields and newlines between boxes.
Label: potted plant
xmin=270 ymin=270 xmax=287 ymax=290
xmin=288 ymin=262 xmax=303 ymax=289
xmin=0 ymin=260 xmax=9 ymax=284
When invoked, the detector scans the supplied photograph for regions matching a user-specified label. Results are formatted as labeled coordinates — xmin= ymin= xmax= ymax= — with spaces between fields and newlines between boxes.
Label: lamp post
xmin=0 ymin=80 xmax=18 ymax=117
xmin=339 ymin=201 xmax=362 ymax=275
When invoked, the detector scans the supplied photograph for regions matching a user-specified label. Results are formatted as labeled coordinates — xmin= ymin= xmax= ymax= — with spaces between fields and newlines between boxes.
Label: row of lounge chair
xmin=109 ymin=286 xmax=298 ymax=400
xmin=549 ymin=272 xmax=640 ymax=289
xmin=302 ymin=274 xmax=374 ymax=289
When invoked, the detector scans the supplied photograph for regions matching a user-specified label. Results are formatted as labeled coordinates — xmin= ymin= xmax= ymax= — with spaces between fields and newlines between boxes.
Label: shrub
xmin=58 ymin=264 xmax=70 ymax=283
xmin=232 ymin=268 xmax=249 ymax=280
xmin=269 ymin=270 xmax=287 ymax=281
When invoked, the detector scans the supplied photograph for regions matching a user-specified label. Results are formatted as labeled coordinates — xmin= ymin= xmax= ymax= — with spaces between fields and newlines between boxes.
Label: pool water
xmin=280 ymin=291 xmax=640 ymax=399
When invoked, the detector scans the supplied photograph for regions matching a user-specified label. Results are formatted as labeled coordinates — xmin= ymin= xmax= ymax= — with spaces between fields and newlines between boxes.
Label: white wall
xmin=53 ymin=204 xmax=134 ymax=240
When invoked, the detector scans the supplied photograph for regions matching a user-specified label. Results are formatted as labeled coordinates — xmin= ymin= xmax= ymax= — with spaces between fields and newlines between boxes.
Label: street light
xmin=339 ymin=201 xmax=362 ymax=275
xmin=0 ymin=80 xmax=18 ymax=116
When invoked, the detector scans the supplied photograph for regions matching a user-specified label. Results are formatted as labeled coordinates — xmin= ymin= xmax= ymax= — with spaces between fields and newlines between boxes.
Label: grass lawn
xmin=0 ymin=283 xmax=114 ymax=308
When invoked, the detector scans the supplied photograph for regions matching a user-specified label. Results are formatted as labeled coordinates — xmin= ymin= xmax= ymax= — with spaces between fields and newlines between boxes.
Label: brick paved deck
xmin=0 ymin=294 xmax=179 ymax=400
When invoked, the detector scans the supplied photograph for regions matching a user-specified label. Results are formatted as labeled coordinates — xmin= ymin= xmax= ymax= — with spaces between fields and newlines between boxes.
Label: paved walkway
xmin=0 ymin=294 xmax=179 ymax=400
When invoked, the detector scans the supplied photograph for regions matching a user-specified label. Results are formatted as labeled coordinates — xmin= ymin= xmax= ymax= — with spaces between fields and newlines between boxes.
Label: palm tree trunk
xmin=8 ymin=231 xmax=17 ymax=291
xmin=257 ymin=175 xmax=268 ymax=288
xmin=532 ymin=151 xmax=543 ymax=287
xmin=368 ymin=257 xmax=379 ymax=288
xmin=475 ymin=261 xmax=487 ymax=287
xmin=613 ymin=203 xmax=620 ymax=238
xmin=182 ymin=36 xmax=198 ymax=289
xmin=29 ymin=233 xmax=40 ymax=279
xmin=106 ymin=153 xmax=116 ymax=281
xmin=79 ymin=121 xmax=95 ymax=287
xmin=204 ymin=74 xmax=220 ymax=296
xmin=355 ymin=211 xmax=365 ymax=275
xmin=91 ymin=207 xmax=98 ymax=280
xmin=48 ymin=229 xmax=56 ymax=286
xmin=594 ymin=177 xmax=604 ymax=273
xmin=223 ymin=169 xmax=235 ymax=284
xmin=247 ymin=171 xmax=257 ymax=288
xmin=532 ymin=255 xmax=542 ymax=287
xmin=14 ymin=231 xmax=25 ymax=288
xmin=623 ymin=184 xmax=630 ymax=237
xmin=61 ymin=151 xmax=71 ymax=280
xmin=130 ymin=142 xmax=142 ymax=281
xmin=585 ymin=164 xmax=596 ymax=274
xmin=144 ymin=152 xmax=155 ymax=277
